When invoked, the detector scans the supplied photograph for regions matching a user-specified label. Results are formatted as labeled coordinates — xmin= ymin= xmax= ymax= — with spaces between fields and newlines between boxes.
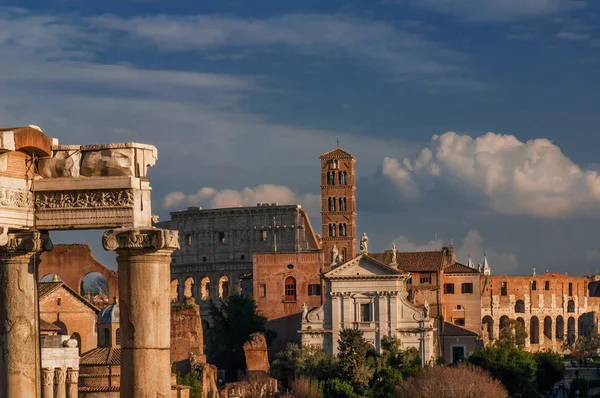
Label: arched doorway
xmin=499 ymin=315 xmax=510 ymax=334
xmin=482 ymin=316 xmax=494 ymax=341
xmin=530 ymin=316 xmax=539 ymax=345
xmin=53 ymin=320 xmax=68 ymax=336
xmin=544 ymin=316 xmax=552 ymax=340
xmin=556 ymin=316 xmax=564 ymax=340
xmin=568 ymin=317 xmax=576 ymax=345
xmin=516 ymin=317 xmax=526 ymax=346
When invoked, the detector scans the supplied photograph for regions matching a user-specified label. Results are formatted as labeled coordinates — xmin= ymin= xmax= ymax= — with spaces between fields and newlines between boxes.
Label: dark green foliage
xmin=570 ymin=377 xmax=589 ymax=397
xmin=534 ymin=351 xmax=565 ymax=392
xmin=205 ymin=291 xmax=275 ymax=382
xmin=368 ymin=336 xmax=421 ymax=397
xmin=337 ymin=329 xmax=374 ymax=394
xmin=270 ymin=344 xmax=337 ymax=388
xmin=171 ymin=364 xmax=202 ymax=398
xmin=468 ymin=338 xmax=537 ymax=397
xmin=321 ymin=378 xmax=358 ymax=398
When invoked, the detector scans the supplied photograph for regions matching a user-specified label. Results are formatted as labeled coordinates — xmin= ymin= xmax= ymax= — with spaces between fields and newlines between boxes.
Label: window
xmin=308 ymin=284 xmax=322 ymax=296
xmin=461 ymin=283 xmax=473 ymax=294
xmin=284 ymin=277 xmax=296 ymax=301
xmin=456 ymin=305 xmax=464 ymax=310
xmin=115 ymin=328 xmax=121 ymax=345
xmin=186 ymin=234 xmax=192 ymax=246
xmin=532 ymin=280 xmax=537 ymax=290
xmin=218 ymin=232 xmax=225 ymax=243
xmin=340 ymin=224 xmax=347 ymax=236
xmin=361 ymin=303 xmax=372 ymax=322
xmin=104 ymin=328 xmax=110 ymax=347
xmin=545 ymin=281 xmax=550 ymax=290
xmin=340 ymin=198 xmax=347 ymax=211
xmin=328 ymin=172 xmax=335 ymax=185
xmin=57 ymin=298 xmax=62 ymax=306
xmin=515 ymin=300 xmax=525 ymax=313
xmin=287 ymin=264 xmax=294 ymax=270
xmin=406 ymin=277 xmax=412 ymax=285
xmin=454 ymin=319 xmax=465 ymax=326
xmin=444 ymin=283 xmax=455 ymax=294
xmin=259 ymin=284 xmax=266 ymax=298
xmin=329 ymin=224 xmax=336 ymax=237
xmin=329 ymin=197 xmax=336 ymax=211
xmin=340 ymin=171 xmax=347 ymax=185
xmin=201 ymin=277 xmax=211 ymax=300
xmin=420 ymin=274 xmax=431 ymax=284
xmin=500 ymin=282 xmax=508 ymax=296
xmin=219 ymin=276 xmax=229 ymax=299
xmin=569 ymin=283 xmax=573 ymax=296
xmin=202 ymin=256 xmax=207 ymax=262
xmin=240 ymin=255 xmax=245 ymax=260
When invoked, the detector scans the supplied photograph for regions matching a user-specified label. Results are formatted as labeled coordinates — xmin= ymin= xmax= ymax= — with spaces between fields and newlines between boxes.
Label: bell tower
xmin=320 ymin=147 xmax=356 ymax=266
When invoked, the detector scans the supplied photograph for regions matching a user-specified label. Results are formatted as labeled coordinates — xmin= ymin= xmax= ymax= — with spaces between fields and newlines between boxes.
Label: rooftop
xmin=370 ymin=250 xmax=444 ymax=272
xmin=80 ymin=347 xmax=121 ymax=365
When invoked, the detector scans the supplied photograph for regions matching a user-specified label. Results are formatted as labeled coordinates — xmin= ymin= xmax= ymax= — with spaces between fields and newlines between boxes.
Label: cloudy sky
xmin=3 ymin=0 xmax=600 ymax=275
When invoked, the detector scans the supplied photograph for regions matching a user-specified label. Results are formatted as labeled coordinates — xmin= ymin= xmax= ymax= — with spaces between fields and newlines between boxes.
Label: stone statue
xmin=423 ymin=300 xmax=429 ymax=318
xmin=331 ymin=245 xmax=340 ymax=264
xmin=360 ymin=232 xmax=368 ymax=253
xmin=302 ymin=303 xmax=308 ymax=320
xmin=391 ymin=243 xmax=397 ymax=265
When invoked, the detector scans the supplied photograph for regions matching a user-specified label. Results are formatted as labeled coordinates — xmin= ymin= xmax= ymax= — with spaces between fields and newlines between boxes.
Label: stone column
xmin=54 ymin=367 xmax=67 ymax=398
xmin=66 ymin=368 xmax=78 ymax=398
xmin=0 ymin=230 xmax=52 ymax=398
xmin=42 ymin=367 xmax=55 ymax=398
xmin=103 ymin=228 xmax=179 ymax=398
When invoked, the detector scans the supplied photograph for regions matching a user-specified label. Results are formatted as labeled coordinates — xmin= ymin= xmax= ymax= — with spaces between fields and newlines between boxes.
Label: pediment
xmin=325 ymin=254 xmax=402 ymax=278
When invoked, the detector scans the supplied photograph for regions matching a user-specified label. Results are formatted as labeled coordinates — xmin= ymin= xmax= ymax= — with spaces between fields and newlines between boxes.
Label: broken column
xmin=0 ymin=230 xmax=52 ymax=398
xmin=103 ymin=227 xmax=179 ymax=397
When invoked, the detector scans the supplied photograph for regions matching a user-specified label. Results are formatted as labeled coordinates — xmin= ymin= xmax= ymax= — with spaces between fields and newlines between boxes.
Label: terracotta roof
xmin=370 ymin=250 xmax=443 ymax=272
xmin=441 ymin=322 xmax=479 ymax=337
xmin=39 ymin=318 xmax=62 ymax=332
xmin=319 ymin=148 xmax=354 ymax=160
xmin=78 ymin=386 xmax=120 ymax=392
xmin=38 ymin=282 xmax=63 ymax=299
xmin=444 ymin=262 xmax=481 ymax=275
xmin=80 ymin=348 xmax=121 ymax=365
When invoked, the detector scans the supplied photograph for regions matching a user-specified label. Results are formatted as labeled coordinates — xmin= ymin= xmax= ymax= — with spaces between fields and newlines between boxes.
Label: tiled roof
xmin=38 ymin=282 xmax=62 ymax=299
xmin=441 ymin=322 xmax=479 ymax=337
xmin=80 ymin=348 xmax=121 ymax=365
xmin=444 ymin=262 xmax=481 ymax=275
xmin=319 ymin=148 xmax=354 ymax=160
xmin=370 ymin=250 xmax=443 ymax=272
xmin=39 ymin=319 xmax=62 ymax=332
xmin=78 ymin=386 xmax=120 ymax=392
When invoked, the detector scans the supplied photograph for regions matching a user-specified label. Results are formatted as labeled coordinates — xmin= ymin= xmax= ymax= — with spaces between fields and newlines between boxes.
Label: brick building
xmin=480 ymin=272 xmax=600 ymax=352
xmin=39 ymin=279 xmax=100 ymax=354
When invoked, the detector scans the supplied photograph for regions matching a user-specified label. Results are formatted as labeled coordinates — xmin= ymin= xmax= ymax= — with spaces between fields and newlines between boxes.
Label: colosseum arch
xmin=514 ymin=300 xmax=525 ymax=313
xmin=516 ymin=317 xmax=526 ymax=346
xmin=482 ymin=316 xmax=494 ymax=341
xmin=530 ymin=316 xmax=540 ymax=345
xmin=556 ymin=316 xmax=565 ymax=340
xmin=200 ymin=277 xmax=211 ymax=301
xmin=499 ymin=315 xmax=510 ymax=333
xmin=171 ymin=280 xmax=180 ymax=302
xmin=39 ymin=244 xmax=118 ymax=299
xmin=218 ymin=276 xmax=230 ymax=299
xmin=544 ymin=316 xmax=552 ymax=340
xmin=184 ymin=277 xmax=195 ymax=300
xmin=568 ymin=317 xmax=576 ymax=344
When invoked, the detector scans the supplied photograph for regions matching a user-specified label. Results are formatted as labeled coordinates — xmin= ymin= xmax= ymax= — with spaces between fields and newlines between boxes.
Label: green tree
xmin=568 ymin=334 xmax=600 ymax=361
xmin=322 ymin=379 xmax=358 ymax=398
xmin=499 ymin=318 xmax=528 ymax=348
xmin=534 ymin=351 xmax=565 ymax=393
xmin=270 ymin=344 xmax=338 ymax=388
xmin=368 ymin=336 xmax=421 ymax=397
xmin=468 ymin=337 xmax=537 ymax=397
xmin=337 ymin=328 xmax=374 ymax=394
xmin=205 ymin=290 xmax=275 ymax=382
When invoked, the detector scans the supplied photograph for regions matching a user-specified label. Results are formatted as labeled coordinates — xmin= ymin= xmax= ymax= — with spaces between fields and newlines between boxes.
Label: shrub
xmin=321 ymin=379 xmax=358 ymax=398
xmin=396 ymin=364 xmax=508 ymax=398
xmin=291 ymin=378 xmax=321 ymax=398
xmin=570 ymin=378 xmax=589 ymax=397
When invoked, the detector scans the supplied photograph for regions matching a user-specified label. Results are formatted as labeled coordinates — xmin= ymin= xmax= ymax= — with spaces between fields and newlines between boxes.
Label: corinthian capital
xmin=102 ymin=227 xmax=179 ymax=252
xmin=0 ymin=228 xmax=53 ymax=256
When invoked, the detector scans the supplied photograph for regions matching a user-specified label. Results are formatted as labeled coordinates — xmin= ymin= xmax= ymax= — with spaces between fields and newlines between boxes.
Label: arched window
xmin=329 ymin=197 xmax=336 ymax=211
xmin=328 ymin=172 xmax=335 ymax=185
xmin=200 ymin=277 xmax=211 ymax=301
xmin=567 ymin=300 xmax=575 ymax=313
xmin=115 ymin=328 xmax=121 ymax=346
xmin=340 ymin=171 xmax=347 ymax=185
xmin=104 ymin=327 xmax=111 ymax=347
xmin=329 ymin=224 xmax=336 ymax=237
xmin=515 ymin=300 xmax=525 ymax=313
xmin=516 ymin=318 xmax=526 ymax=345
xmin=341 ymin=248 xmax=347 ymax=263
xmin=340 ymin=224 xmax=346 ymax=237
xmin=284 ymin=277 xmax=296 ymax=301
xmin=219 ymin=276 xmax=230 ymax=299
xmin=499 ymin=315 xmax=509 ymax=333
xmin=340 ymin=198 xmax=346 ymax=211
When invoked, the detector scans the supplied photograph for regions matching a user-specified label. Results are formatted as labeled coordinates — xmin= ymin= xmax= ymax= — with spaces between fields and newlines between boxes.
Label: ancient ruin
xmin=0 ymin=126 xmax=178 ymax=397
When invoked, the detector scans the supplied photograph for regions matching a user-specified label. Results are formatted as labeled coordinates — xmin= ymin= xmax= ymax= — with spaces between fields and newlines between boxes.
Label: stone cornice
xmin=103 ymin=228 xmax=179 ymax=252
xmin=0 ymin=229 xmax=53 ymax=256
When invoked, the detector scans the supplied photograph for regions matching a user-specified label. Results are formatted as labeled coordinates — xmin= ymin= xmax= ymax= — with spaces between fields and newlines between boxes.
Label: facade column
xmin=0 ymin=230 xmax=52 ymax=398
xmin=331 ymin=293 xmax=341 ymax=354
xmin=42 ymin=367 xmax=55 ymax=398
xmin=54 ymin=367 xmax=67 ymax=398
xmin=103 ymin=228 xmax=179 ymax=398
xmin=66 ymin=367 xmax=78 ymax=398
xmin=492 ymin=317 xmax=500 ymax=342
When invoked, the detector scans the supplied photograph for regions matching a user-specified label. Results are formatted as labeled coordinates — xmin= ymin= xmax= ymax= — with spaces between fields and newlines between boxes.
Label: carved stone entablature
xmin=35 ymin=189 xmax=134 ymax=209
xmin=0 ymin=187 xmax=33 ymax=208
xmin=103 ymin=228 xmax=180 ymax=252
xmin=0 ymin=229 xmax=53 ymax=257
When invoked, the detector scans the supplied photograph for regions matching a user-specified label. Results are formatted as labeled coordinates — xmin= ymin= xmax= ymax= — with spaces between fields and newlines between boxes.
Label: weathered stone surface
xmin=104 ymin=228 xmax=178 ymax=398
xmin=0 ymin=230 xmax=52 ymax=398
xmin=243 ymin=333 xmax=270 ymax=373
xmin=81 ymin=150 xmax=132 ymax=177
xmin=54 ymin=366 xmax=67 ymax=398
xmin=38 ymin=150 xmax=81 ymax=178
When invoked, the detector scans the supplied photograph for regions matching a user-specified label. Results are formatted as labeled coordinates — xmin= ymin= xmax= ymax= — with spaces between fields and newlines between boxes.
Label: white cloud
xmin=555 ymin=31 xmax=590 ymax=40
xmin=391 ymin=229 xmax=518 ymax=273
xmin=162 ymin=184 xmax=321 ymax=215
xmin=387 ymin=0 xmax=587 ymax=22
xmin=383 ymin=132 xmax=600 ymax=218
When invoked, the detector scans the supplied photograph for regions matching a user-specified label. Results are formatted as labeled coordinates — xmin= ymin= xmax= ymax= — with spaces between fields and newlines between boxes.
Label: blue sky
xmin=2 ymin=0 xmax=600 ymax=275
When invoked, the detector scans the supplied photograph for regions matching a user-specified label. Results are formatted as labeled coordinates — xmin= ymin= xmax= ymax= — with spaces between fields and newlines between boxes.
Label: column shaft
xmin=42 ymin=367 xmax=55 ymax=398
xmin=54 ymin=367 xmax=67 ymax=398
xmin=66 ymin=367 xmax=78 ymax=398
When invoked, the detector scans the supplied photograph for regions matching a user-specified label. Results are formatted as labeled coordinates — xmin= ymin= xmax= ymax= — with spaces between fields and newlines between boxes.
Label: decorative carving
xmin=81 ymin=149 xmax=133 ymax=177
xmin=0 ymin=188 xmax=33 ymax=208
xmin=102 ymin=228 xmax=180 ymax=252
xmin=35 ymin=189 xmax=134 ymax=209
xmin=391 ymin=243 xmax=397 ymax=265
xmin=42 ymin=368 xmax=54 ymax=386
xmin=54 ymin=367 xmax=67 ymax=385
xmin=66 ymin=368 xmax=79 ymax=384
xmin=38 ymin=150 xmax=81 ymax=178
xmin=360 ymin=232 xmax=368 ymax=253
xmin=0 ymin=230 xmax=52 ymax=256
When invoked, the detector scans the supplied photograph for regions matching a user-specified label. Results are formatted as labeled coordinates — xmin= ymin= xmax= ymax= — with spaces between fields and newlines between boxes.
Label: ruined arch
xmin=184 ymin=277 xmax=195 ymax=299
xmin=200 ymin=277 xmax=211 ymax=301
xmin=530 ymin=316 xmax=539 ymax=345
xmin=556 ymin=316 xmax=564 ymax=340
xmin=80 ymin=272 xmax=109 ymax=298
xmin=544 ymin=316 xmax=552 ymax=340
xmin=568 ymin=317 xmax=576 ymax=345
xmin=567 ymin=300 xmax=575 ymax=313
xmin=499 ymin=315 xmax=510 ymax=333
xmin=218 ymin=276 xmax=229 ymax=299
xmin=482 ymin=316 xmax=494 ymax=341
xmin=516 ymin=317 xmax=526 ymax=346
xmin=515 ymin=299 xmax=525 ymax=313
xmin=170 ymin=280 xmax=180 ymax=302
xmin=39 ymin=244 xmax=118 ymax=299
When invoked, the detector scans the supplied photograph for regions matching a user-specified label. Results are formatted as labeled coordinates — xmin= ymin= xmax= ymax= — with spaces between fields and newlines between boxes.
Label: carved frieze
xmin=35 ymin=189 xmax=134 ymax=209
xmin=103 ymin=228 xmax=180 ymax=252
xmin=0 ymin=188 xmax=33 ymax=208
